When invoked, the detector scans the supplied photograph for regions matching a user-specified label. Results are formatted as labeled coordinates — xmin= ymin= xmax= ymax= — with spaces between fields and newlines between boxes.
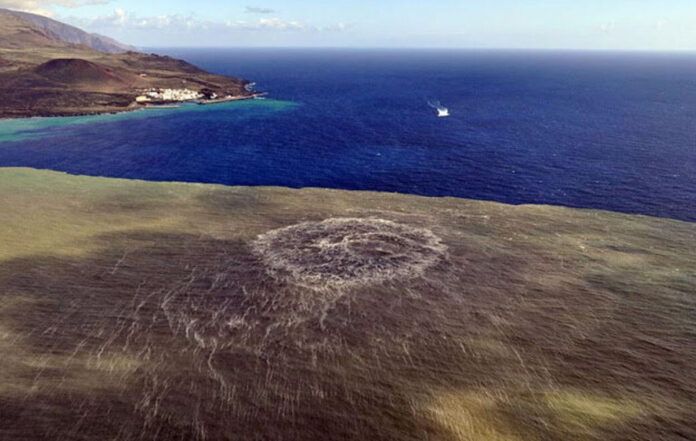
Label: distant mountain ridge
xmin=0 ymin=8 xmax=134 ymax=53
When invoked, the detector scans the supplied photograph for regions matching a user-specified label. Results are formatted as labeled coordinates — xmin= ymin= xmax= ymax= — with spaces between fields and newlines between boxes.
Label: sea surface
xmin=0 ymin=49 xmax=695 ymax=221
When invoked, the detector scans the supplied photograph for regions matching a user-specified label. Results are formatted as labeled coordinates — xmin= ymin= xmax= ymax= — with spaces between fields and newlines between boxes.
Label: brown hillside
xmin=33 ymin=58 xmax=137 ymax=88
xmin=0 ymin=12 xmax=60 ymax=49
xmin=2 ymin=8 xmax=134 ymax=53
xmin=0 ymin=10 xmax=252 ymax=118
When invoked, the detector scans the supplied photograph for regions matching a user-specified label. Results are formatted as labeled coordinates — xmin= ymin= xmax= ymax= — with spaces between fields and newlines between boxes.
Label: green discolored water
xmin=0 ymin=168 xmax=695 ymax=441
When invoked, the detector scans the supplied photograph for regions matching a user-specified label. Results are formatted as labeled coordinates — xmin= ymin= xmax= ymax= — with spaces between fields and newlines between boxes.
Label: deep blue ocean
xmin=1 ymin=49 xmax=695 ymax=221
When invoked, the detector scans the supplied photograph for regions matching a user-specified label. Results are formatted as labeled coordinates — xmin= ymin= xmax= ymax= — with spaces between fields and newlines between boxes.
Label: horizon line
xmin=142 ymin=46 xmax=696 ymax=54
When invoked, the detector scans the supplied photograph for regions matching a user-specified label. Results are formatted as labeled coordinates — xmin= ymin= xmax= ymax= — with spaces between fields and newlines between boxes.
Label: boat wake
xmin=428 ymin=100 xmax=450 ymax=117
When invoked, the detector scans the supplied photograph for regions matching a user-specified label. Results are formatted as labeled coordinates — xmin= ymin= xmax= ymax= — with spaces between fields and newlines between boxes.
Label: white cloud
xmin=69 ymin=9 xmax=349 ymax=33
xmin=249 ymin=17 xmax=306 ymax=31
xmin=80 ymin=8 xmax=203 ymax=30
xmin=0 ymin=0 xmax=107 ymax=16
xmin=244 ymin=6 xmax=274 ymax=15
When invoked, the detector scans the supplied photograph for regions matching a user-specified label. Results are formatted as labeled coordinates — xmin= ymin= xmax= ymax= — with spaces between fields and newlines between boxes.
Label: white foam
xmin=252 ymin=218 xmax=447 ymax=290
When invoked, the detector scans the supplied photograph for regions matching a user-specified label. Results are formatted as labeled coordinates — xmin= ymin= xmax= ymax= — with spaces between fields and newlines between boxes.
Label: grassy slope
xmin=0 ymin=168 xmax=694 ymax=441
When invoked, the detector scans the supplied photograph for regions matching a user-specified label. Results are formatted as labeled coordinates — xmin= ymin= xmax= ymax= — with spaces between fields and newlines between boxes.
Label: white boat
xmin=428 ymin=100 xmax=450 ymax=118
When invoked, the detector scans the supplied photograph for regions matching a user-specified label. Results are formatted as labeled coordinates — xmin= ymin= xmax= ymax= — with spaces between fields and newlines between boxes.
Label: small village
xmin=135 ymin=88 xmax=223 ymax=104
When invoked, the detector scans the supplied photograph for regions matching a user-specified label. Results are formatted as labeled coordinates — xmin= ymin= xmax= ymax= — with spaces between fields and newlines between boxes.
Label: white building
xmin=142 ymin=88 xmax=203 ymax=102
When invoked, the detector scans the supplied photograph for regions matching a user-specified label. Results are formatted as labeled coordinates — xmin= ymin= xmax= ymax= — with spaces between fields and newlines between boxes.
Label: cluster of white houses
xmin=135 ymin=88 xmax=219 ymax=103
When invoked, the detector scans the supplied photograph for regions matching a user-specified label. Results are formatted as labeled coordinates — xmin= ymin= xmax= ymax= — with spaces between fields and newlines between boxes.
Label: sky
xmin=2 ymin=0 xmax=696 ymax=50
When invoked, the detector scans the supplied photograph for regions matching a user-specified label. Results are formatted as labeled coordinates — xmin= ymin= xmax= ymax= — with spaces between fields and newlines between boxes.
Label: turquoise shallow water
xmin=0 ymin=99 xmax=297 ymax=143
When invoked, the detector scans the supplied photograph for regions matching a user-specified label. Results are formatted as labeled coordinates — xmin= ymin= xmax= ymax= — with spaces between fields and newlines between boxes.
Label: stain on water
xmin=0 ymin=49 xmax=695 ymax=221
xmin=0 ymin=171 xmax=695 ymax=440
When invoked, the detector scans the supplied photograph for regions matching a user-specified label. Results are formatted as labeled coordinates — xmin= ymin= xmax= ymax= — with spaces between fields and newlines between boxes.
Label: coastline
xmin=194 ymin=92 xmax=267 ymax=105
xmin=0 ymin=96 xmax=298 ymax=144
xmin=0 ymin=93 xmax=263 ymax=121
